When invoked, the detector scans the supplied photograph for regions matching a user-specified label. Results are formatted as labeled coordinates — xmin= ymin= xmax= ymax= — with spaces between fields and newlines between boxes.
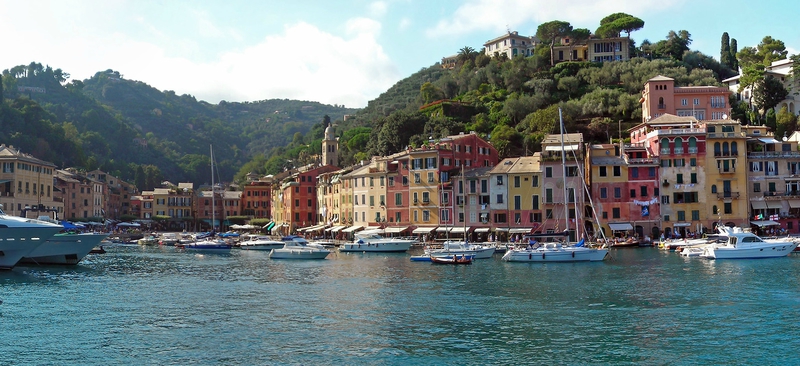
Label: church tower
xmin=322 ymin=124 xmax=338 ymax=167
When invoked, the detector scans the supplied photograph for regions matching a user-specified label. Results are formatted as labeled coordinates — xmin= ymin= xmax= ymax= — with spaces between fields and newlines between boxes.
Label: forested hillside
xmin=0 ymin=64 xmax=356 ymax=188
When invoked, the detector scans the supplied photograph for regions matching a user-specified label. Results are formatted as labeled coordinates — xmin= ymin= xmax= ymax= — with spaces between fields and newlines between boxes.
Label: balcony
xmin=763 ymin=191 xmax=800 ymax=200
xmin=647 ymin=128 xmax=704 ymax=139
xmin=714 ymin=151 xmax=738 ymax=157
xmin=716 ymin=192 xmax=740 ymax=199
xmin=657 ymin=104 xmax=666 ymax=110
xmin=688 ymin=147 xmax=698 ymax=153
xmin=718 ymin=167 xmax=736 ymax=174
xmin=627 ymin=157 xmax=659 ymax=165
xmin=673 ymin=148 xmax=684 ymax=154
xmin=707 ymin=132 xmax=745 ymax=138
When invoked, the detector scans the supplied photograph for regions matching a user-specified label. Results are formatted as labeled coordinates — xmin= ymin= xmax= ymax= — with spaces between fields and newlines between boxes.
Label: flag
xmin=641 ymin=205 xmax=649 ymax=217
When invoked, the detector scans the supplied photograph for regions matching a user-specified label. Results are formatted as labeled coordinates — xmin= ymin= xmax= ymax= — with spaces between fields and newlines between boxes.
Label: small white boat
xmin=158 ymin=233 xmax=179 ymax=246
xmin=182 ymin=237 xmax=232 ymax=252
xmin=427 ymin=241 xmax=496 ymax=259
xmin=340 ymin=233 xmax=415 ymax=252
xmin=680 ymin=245 xmax=707 ymax=257
xmin=239 ymin=235 xmax=284 ymax=251
xmin=269 ymin=236 xmax=330 ymax=259
xmin=701 ymin=227 xmax=797 ymax=259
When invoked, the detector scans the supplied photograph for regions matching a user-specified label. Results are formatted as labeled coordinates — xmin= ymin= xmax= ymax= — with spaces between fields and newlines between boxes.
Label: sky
xmin=0 ymin=0 xmax=797 ymax=109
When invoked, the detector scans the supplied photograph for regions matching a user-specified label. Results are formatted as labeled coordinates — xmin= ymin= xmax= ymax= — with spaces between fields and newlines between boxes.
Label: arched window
xmin=711 ymin=185 xmax=717 ymax=193
xmin=674 ymin=137 xmax=683 ymax=154
xmin=731 ymin=142 xmax=738 ymax=155
xmin=660 ymin=138 xmax=670 ymax=154
xmin=713 ymin=205 xmax=718 ymax=215
xmin=714 ymin=142 xmax=721 ymax=156
xmin=658 ymin=97 xmax=665 ymax=108
xmin=722 ymin=142 xmax=729 ymax=156
xmin=688 ymin=137 xmax=697 ymax=153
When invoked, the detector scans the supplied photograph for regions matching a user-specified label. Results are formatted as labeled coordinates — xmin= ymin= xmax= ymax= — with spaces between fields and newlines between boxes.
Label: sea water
xmin=2 ymin=245 xmax=800 ymax=365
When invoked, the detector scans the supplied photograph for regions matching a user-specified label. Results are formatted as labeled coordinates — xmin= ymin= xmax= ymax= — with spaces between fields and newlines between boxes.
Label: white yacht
xmin=0 ymin=211 xmax=64 ymax=269
xmin=19 ymin=232 xmax=109 ymax=265
xmin=427 ymin=241 xmax=496 ymax=259
xmin=239 ymin=235 xmax=284 ymax=251
xmin=701 ymin=227 xmax=797 ymax=259
xmin=340 ymin=232 xmax=415 ymax=253
xmin=269 ymin=236 xmax=330 ymax=259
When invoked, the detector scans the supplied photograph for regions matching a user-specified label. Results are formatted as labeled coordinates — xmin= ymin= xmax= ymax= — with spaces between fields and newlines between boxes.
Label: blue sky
xmin=0 ymin=0 xmax=796 ymax=108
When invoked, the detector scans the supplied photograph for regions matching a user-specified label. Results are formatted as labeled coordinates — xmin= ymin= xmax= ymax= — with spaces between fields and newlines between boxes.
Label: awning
xmin=384 ymin=226 xmax=408 ymax=234
xmin=545 ymin=144 xmax=580 ymax=151
xmin=751 ymin=220 xmax=780 ymax=227
xmin=436 ymin=227 xmax=452 ymax=233
xmin=758 ymin=137 xmax=781 ymax=144
xmin=608 ymin=223 xmax=634 ymax=231
xmin=495 ymin=228 xmax=510 ymax=232
xmin=451 ymin=227 xmax=471 ymax=234
xmin=298 ymin=224 xmax=318 ymax=232
xmin=509 ymin=228 xmax=533 ymax=234
xmin=303 ymin=224 xmax=326 ymax=232
xmin=474 ymin=228 xmax=490 ymax=233
xmin=341 ymin=225 xmax=364 ymax=233
xmin=672 ymin=222 xmax=691 ymax=227
xmin=751 ymin=201 xmax=768 ymax=210
xmin=326 ymin=225 xmax=346 ymax=232
xmin=766 ymin=201 xmax=783 ymax=209
xmin=789 ymin=200 xmax=800 ymax=209
xmin=412 ymin=226 xmax=437 ymax=234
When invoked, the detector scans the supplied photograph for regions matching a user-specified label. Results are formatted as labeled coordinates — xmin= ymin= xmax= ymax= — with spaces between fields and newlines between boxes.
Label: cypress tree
xmin=720 ymin=32 xmax=733 ymax=69
xmin=0 ymin=74 xmax=3 ymax=102
xmin=730 ymin=38 xmax=739 ymax=71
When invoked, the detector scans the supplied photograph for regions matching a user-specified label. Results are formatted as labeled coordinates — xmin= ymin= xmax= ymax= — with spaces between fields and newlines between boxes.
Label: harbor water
xmin=2 ymin=245 xmax=800 ymax=365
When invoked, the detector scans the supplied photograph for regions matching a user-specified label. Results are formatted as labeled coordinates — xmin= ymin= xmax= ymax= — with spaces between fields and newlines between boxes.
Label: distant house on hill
xmin=483 ymin=31 xmax=539 ymax=59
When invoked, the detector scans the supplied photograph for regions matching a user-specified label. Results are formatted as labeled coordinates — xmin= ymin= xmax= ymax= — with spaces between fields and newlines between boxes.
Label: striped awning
xmin=412 ymin=227 xmax=437 ymax=234
xmin=384 ymin=226 xmax=408 ymax=234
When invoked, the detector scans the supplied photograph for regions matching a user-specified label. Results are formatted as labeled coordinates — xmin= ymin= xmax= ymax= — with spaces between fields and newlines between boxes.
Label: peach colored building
xmin=641 ymin=75 xmax=731 ymax=122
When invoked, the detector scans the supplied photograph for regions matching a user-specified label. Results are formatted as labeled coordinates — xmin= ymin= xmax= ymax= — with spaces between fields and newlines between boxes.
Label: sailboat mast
xmin=462 ymin=164 xmax=467 ymax=243
xmin=559 ymin=108 xmax=570 ymax=236
xmin=211 ymin=145 xmax=215 ymax=231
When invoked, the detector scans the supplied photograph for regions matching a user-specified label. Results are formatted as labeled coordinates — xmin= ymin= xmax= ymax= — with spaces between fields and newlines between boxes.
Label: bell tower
xmin=322 ymin=124 xmax=338 ymax=167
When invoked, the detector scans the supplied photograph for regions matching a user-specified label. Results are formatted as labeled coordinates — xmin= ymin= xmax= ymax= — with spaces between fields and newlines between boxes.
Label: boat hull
xmin=340 ymin=241 xmax=413 ymax=252
xmin=19 ymin=233 xmax=109 ymax=265
xmin=240 ymin=243 xmax=283 ymax=251
xmin=702 ymin=242 xmax=798 ymax=259
xmin=428 ymin=246 xmax=495 ymax=259
xmin=183 ymin=242 xmax=232 ymax=252
xmin=269 ymin=248 xmax=330 ymax=259
xmin=0 ymin=226 xmax=64 ymax=269
xmin=501 ymin=247 xmax=608 ymax=262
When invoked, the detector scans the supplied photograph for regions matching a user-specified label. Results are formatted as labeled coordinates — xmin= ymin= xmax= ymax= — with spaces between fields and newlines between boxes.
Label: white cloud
xmin=399 ymin=17 xmax=411 ymax=31
xmin=369 ymin=1 xmax=388 ymax=17
xmin=426 ymin=0 xmax=681 ymax=38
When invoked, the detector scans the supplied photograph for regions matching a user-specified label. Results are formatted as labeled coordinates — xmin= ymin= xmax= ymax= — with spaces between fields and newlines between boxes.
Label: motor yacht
xmin=701 ymin=227 xmax=797 ymax=259
xmin=340 ymin=232 xmax=415 ymax=252
xmin=269 ymin=236 xmax=330 ymax=259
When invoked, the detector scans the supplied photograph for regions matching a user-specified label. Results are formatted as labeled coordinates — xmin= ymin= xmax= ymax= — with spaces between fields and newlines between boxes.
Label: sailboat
xmin=501 ymin=108 xmax=608 ymax=262
xmin=183 ymin=145 xmax=232 ymax=252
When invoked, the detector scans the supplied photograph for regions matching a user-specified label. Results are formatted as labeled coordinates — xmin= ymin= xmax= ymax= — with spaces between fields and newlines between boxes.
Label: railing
xmin=748 ymin=151 xmax=800 ymax=159
xmin=688 ymin=147 xmax=698 ymax=153
xmin=657 ymin=104 xmax=666 ymax=109
xmin=660 ymin=149 xmax=670 ymax=155
xmin=648 ymin=128 xmax=704 ymax=138
xmin=627 ymin=158 xmax=659 ymax=165
xmin=763 ymin=191 xmax=800 ymax=200
xmin=716 ymin=192 xmax=740 ymax=199
xmin=718 ymin=167 xmax=736 ymax=174
xmin=673 ymin=148 xmax=684 ymax=154
xmin=708 ymin=132 xmax=745 ymax=138
xmin=713 ymin=151 xmax=738 ymax=157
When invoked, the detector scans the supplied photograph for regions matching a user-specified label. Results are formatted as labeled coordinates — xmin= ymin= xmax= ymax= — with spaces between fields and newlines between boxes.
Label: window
xmin=514 ymin=196 xmax=521 ymax=210
xmin=677 ymin=174 xmax=684 ymax=184
xmin=370 ymin=177 xmax=374 ymax=187
xmin=514 ymin=176 xmax=520 ymax=188
xmin=422 ymin=192 xmax=430 ymax=203
xmin=369 ymin=196 xmax=374 ymax=206
xmin=600 ymin=188 xmax=607 ymax=199
xmin=724 ymin=202 xmax=732 ymax=214
xmin=414 ymin=173 xmax=421 ymax=184
xmin=428 ymin=172 xmax=434 ymax=183
xmin=614 ymin=187 xmax=621 ymax=198
xmin=545 ymin=189 xmax=553 ymax=203
xmin=630 ymin=189 xmax=636 ymax=198
xmin=753 ymin=183 xmax=761 ymax=193
xmin=631 ymin=168 xmax=638 ymax=178
xmin=612 ymin=208 xmax=620 ymax=219
xmin=496 ymin=194 xmax=504 ymax=204
xmin=532 ymin=195 xmax=539 ymax=210
xmin=640 ymin=186 xmax=647 ymax=197
xmin=422 ymin=210 xmax=430 ymax=221
xmin=413 ymin=192 xmax=418 ymax=203
xmin=691 ymin=173 xmax=697 ymax=184
xmin=613 ymin=166 xmax=621 ymax=177
xmin=662 ymin=195 xmax=670 ymax=204
xmin=532 ymin=175 xmax=539 ymax=187
xmin=599 ymin=166 xmax=607 ymax=177
xmin=497 ymin=176 xmax=504 ymax=185
xmin=692 ymin=210 xmax=700 ymax=221
xmin=677 ymin=211 xmax=685 ymax=221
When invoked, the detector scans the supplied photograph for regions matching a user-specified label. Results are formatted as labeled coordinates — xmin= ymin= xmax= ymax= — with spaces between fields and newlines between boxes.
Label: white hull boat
xmin=183 ymin=238 xmax=232 ymax=252
xmin=502 ymin=242 xmax=608 ymax=262
xmin=0 ymin=214 xmax=64 ymax=269
xmin=239 ymin=236 xmax=284 ymax=251
xmin=269 ymin=236 xmax=330 ymax=259
xmin=427 ymin=241 xmax=496 ymax=259
xmin=341 ymin=233 xmax=415 ymax=252
xmin=19 ymin=232 xmax=109 ymax=265
xmin=701 ymin=227 xmax=798 ymax=259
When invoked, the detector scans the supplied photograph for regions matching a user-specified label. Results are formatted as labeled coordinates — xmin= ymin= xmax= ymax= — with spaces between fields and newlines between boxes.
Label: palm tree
xmin=457 ymin=46 xmax=476 ymax=65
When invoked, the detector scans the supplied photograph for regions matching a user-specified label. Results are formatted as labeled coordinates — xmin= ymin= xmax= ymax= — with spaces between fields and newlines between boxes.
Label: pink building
xmin=641 ymin=75 xmax=731 ymax=122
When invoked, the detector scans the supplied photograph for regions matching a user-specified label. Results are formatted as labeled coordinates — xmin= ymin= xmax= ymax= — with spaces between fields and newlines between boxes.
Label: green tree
xmin=753 ymin=75 xmax=789 ymax=119
xmin=489 ymin=124 xmax=522 ymax=157
xmin=569 ymin=28 xmax=591 ymax=60
xmin=536 ymin=20 xmax=573 ymax=66
xmin=720 ymin=32 xmax=733 ymax=69
xmin=738 ymin=63 xmax=765 ymax=109
xmin=457 ymin=46 xmax=477 ymax=66
xmin=730 ymin=38 xmax=739 ymax=70
xmin=775 ymin=106 xmax=797 ymax=139
xmin=756 ymin=36 xmax=787 ymax=66
xmin=420 ymin=82 xmax=444 ymax=104
xmin=736 ymin=46 xmax=761 ymax=68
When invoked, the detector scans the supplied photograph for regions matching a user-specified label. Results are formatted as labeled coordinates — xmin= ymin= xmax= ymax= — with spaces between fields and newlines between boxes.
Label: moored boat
xmin=239 ymin=235 xmax=284 ymax=251
xmin=0 ymin=211 xmax=64 ymax=269
xmin=430 ymin=254 xmax=473 ymax=265
xmin=269 ymin=236 xmax=330 ymax=259
xmin=701 ymin=227 xmax=797 ymax=259
xmin=340 ymin=232 xmax=415 ymax=252
xmin=426 ymin=240 xmax=495 ymax=259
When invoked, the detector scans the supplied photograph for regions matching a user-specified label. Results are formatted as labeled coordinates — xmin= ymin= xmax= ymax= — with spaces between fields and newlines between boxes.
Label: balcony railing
xmin=716 ymin=192 xmax=740 ymax=199
xmin=714 ymin=151 xmax=738 ymax=157
xmin=763 ymin=191 xmax=800 ymax=200
xmin=657 ymin=104 xmax=666 ymax=109
xmin=708 ymin=132 xmax=745 ymax=138
xmin=688 ymin=147 xmax=698 ymax=153
xmin=748 ymin=151 xmax=800 ymax=159
xmin=718 ymin=167 xmax=736 ymax=174
xmin=673 ymin=148 xmax=684 ymax=154
xmin=627 ymin=158 xmax=659 ymax=165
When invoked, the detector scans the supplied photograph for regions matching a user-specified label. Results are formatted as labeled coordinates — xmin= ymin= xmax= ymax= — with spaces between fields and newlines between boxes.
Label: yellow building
xmin=408 ymin=149 xmax=440 ymax=227
xmin=704 ymin=121 xmax=749 ymax=228
xmin=0 ymin=144 xmax=59 ymax=218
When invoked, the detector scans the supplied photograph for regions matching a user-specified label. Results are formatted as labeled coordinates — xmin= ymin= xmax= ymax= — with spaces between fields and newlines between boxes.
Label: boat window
xmin=729 ymin=237 xmax=737 ymax=245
